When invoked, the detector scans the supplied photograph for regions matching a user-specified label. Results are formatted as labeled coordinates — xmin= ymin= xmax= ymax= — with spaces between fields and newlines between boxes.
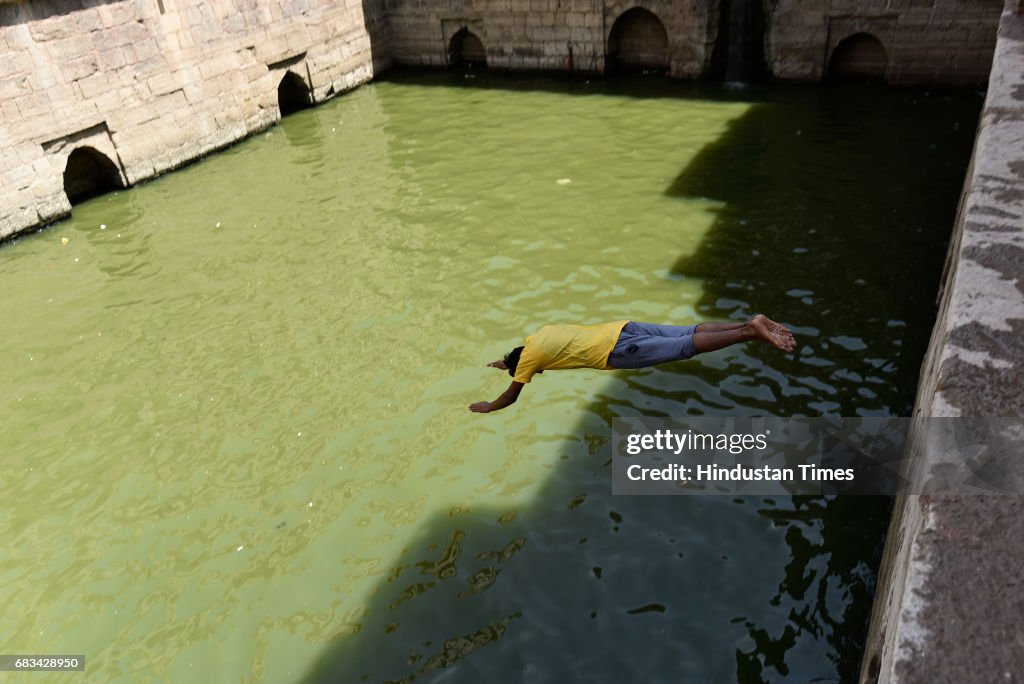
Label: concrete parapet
xmin=860 ymin=2 xmax=1024 ymax=681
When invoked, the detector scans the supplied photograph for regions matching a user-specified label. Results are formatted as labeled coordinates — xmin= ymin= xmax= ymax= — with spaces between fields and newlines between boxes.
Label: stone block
xmin=120 ymin=21 xmax=151 ymax=47
xmin=159 ymin=10 xmax=182 ymax=32
xmin=97 ymin=46 xmax=129 ymax=71
xmin=96 ymin=3 xmax=136 ymax=29
xmin=969 ymin=24 xmax=999 ymax=42
xmin=198 ymin=54 xmax=239 ymax=79
xmin=134 ymin=38 xmax=161 ymax=61
xmin=14 ymin=91 xmax=51 ymax=118
xmin=92 ymin=87 xmax=125 ymax=116
xmin=181 ymin=80 xmax=205 ymax=103
xmin=184 ymin=5 xmax=204 ymax=27
xmin=175 ymin=30 xmax=197 ymax=50
xmin=147 ymin=71 xmax=182 ymax=96
xmin=3 ymin=24 xmax=33 ymax=50
xmin=224 ymin=12 xmax=245 ymax=33
xmin=61 ymin=54 xmax=100 ymax=82
xmin=1 ymin=97 xmax=20 ymax=123
xmin=34 ymin=187 xmax=72 ymax=223
xmin=0 ymin=74 xmax=31 ymax=99
xmin=112 ymin=102 xmax=160 ymax=130
xmin=131 ymin=55 xmax=166 ymax=79
xmin=4 ymin=160 xmax=34 ymax=191
xmin=570 ymin=26 xmax=595 ymax=41
xmin=924 ymin=45 xmax=955 ymax=62
xmin=153 ymin=89 xmax=187 ymax=115
xmin=28 ymin=15 xmax=75 ymax=42
xmin=46 ymin=34 xmax=94 ymax=62
xmin=75 ymin=71 xmax=109 ymax=99
xmin=73 ymin=9 xmax=103 ymax=33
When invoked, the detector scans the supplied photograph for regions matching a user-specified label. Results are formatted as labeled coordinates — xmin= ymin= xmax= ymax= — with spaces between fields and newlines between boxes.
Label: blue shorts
xmin=606 ymin=321 xmax=698 ymax=369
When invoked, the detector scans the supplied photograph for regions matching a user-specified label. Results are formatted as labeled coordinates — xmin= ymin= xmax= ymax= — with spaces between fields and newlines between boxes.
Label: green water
xmin=0 ymin=71 xmax=980 ymax=683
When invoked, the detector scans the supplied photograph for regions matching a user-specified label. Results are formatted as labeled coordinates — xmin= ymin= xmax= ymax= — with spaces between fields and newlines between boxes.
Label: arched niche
xmin=449 ymin=28 xmax=487 ymax=68
xmin=278 ymin=71 xmax=313 ymax=117
xmin=63 ymin=146 xmax=124 ymax=205
xmin=607 ymin=7 xmax=670 ymax=73
xmin=829 ymin=33 xmax=888 ymax=83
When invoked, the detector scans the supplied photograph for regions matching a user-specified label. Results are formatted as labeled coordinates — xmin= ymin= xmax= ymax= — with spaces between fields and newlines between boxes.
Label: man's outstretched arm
xmin=469 ymin=381 xmax=524 ymax=413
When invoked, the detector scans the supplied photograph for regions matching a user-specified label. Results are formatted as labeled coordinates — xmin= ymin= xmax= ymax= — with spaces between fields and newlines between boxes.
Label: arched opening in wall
xmin=607 ymin=7 xmax=669 ymax=74
xmin=278 ymin=72 xmax=313 ymax=117
xmin=449 ymin=29 xmax=487 ymax=68
xmin=63 ymin=147 xmax=124 ymax=205
xmin=828 ymin=33 xmax=888 ymax=84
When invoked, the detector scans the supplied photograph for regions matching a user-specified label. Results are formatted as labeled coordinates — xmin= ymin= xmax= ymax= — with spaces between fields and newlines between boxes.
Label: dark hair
xmin=504 ymin=346 xmax=524 ymax=377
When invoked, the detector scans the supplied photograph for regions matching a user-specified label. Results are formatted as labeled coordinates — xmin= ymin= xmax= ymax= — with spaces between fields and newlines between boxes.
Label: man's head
xmin=504 ymin=346 xmax=524 ymax=377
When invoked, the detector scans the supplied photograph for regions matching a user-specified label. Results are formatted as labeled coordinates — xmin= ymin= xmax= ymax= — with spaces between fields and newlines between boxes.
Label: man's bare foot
xmin=749 ymin=314 xmax=796 ymax=352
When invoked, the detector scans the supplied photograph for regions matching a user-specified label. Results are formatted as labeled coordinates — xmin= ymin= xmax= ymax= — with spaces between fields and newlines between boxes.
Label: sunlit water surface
xmin=0 ymin=71 xmax=980 ymax=683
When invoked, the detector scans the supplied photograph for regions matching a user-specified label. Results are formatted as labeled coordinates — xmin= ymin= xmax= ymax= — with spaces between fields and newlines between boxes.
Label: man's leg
xmin=693 ymin=315 xmax=795 ymax=354
xmin=694 ymin=321 xmax=745 ymax=333
xmin=607 ymin=315 xmax=795 ymax=368
xmin=627 ymin=320 xmax=746 ymax=336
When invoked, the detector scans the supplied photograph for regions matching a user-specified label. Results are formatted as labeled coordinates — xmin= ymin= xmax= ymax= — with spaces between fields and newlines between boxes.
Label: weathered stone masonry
xmin=767 ymin=0 xmax=1004 ymax=85
xmin=385 ymin=0 xmax=714 ymax=76
xmin=389 ymin=0 xmax=1003 ymax=83
xmin=0 ymin=0 xmax=388 ymax=240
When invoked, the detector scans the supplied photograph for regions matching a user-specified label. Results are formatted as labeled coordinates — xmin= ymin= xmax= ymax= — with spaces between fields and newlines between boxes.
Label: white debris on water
xmin=556 ymin=178 xmax=571 ymax=185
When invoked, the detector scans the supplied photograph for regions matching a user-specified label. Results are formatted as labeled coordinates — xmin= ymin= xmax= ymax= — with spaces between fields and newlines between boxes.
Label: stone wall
xmin=385 ymin=0 xmax=715 ymax=77
xmin=859 ymin=2 xmax=1024 ymax=681
xmin=0 ymin=0 xmax=388 ymax=241
xmin=768 ymin=0 xmax=1003 ymax=84
xmin=385 ymin=0 xmax=1002 ymax=85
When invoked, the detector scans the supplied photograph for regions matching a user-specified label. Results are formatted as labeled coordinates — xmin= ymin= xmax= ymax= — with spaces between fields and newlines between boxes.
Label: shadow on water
xmin=298 ymin=74 xmax=981 ymax=683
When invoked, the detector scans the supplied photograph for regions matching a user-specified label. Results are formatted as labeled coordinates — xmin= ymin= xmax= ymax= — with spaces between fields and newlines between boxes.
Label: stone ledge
xmin=860 ymin=2 xmax=1024 ymax=682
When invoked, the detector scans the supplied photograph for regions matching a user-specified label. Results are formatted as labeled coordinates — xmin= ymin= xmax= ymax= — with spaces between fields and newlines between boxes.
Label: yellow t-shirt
xmin=513 ymin=321 xmax=629 ymax=384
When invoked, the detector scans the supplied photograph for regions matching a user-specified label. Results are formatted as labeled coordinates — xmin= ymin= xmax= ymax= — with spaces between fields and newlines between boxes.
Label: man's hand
xmin=468 ymin=381 xmax=524 ymax=414
xmin=487 ymin=360 xmax=507 ymax=370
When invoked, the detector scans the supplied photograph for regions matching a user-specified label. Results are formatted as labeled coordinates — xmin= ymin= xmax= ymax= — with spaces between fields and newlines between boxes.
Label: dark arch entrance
xmin=63 ymin=147 xmax=123 ymax=205
xmin=448 ymin=28 xmax=487 ymax=68
xmin=607 ymin=7 xmax=669 ymax=73
xmin=278 ymin=72 xmax=313 ymax=117
xmin=446 ymin=28 xmax=485 ymax=68
xmin=828 ymin=33 xmax=888 ymax=83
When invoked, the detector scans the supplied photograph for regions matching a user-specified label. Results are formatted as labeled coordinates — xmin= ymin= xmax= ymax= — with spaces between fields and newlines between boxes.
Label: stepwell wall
xmin=0 ymin=0 xmax=388 ymax=240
